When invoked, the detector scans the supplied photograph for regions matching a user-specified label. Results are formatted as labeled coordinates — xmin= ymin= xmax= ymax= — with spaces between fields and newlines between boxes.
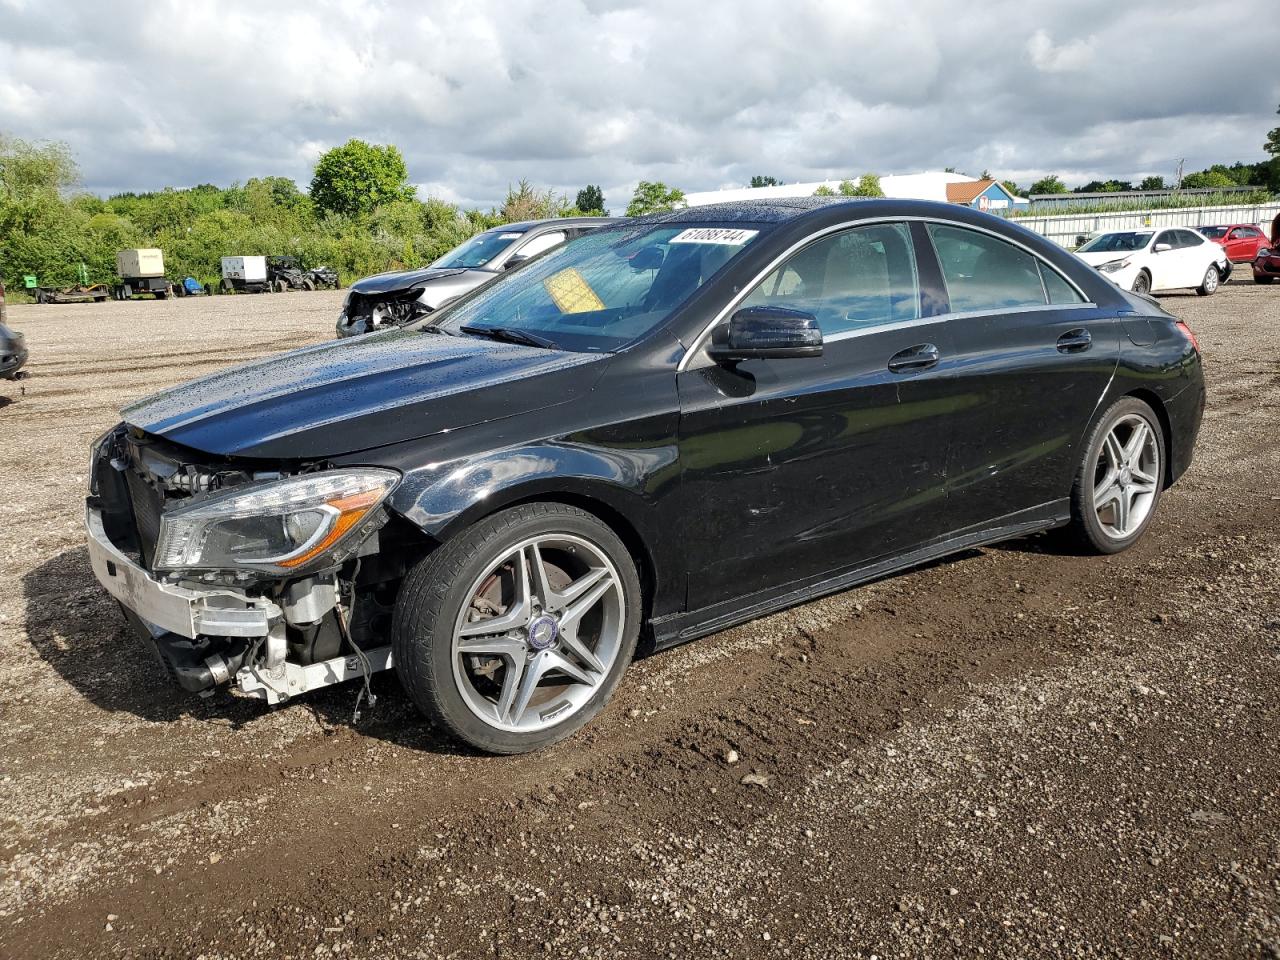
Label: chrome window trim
xmin=820 ymin=302 xmax=1098 ymax=344
xmin=677 ymin=214 xmax=1096 ymax=372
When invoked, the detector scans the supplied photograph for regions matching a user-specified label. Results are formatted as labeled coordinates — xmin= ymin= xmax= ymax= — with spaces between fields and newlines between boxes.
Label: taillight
xmin=1175 ymin=320 xmax=1200 ymax=352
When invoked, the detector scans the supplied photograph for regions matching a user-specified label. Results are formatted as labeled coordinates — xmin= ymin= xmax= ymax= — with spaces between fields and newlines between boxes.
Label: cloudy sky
xmin=1 ymin=0 xmax=1276 ymax=211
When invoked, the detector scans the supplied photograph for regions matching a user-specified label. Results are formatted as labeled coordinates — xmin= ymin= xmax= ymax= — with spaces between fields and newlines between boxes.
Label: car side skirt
xmin=648 ymin=499 xmax=1070 ymax=651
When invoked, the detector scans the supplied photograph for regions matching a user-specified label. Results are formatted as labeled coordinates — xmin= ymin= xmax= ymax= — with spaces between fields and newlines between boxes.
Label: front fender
xmin=388 ymin=440 xmax=680 ymax=543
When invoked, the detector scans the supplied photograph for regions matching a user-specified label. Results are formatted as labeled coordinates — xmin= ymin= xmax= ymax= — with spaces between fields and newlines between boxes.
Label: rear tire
xmin=1195 ymin=265 xmax=1220 ymax=296
xmin=1256 ymin=275 xmax=1274 ymax=285
xmin=392 ymin=503 xmax=642 ymax=754
xmin=1064 ymin=397 xmax=1166 ymax=555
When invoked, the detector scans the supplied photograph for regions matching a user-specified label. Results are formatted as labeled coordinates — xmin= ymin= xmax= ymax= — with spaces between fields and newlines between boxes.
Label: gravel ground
xmin=1 ymin=281 xmax=1277 ymax=959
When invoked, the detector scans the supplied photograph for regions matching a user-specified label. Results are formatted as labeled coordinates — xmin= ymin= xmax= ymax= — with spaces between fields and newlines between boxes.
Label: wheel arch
xmin=392 ymin=469 xmax=664 ymax=624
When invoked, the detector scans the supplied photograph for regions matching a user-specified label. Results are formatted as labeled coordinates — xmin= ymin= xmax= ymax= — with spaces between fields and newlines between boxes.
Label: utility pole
xmin=1175 ymin=158 xmax=1184 ymax=191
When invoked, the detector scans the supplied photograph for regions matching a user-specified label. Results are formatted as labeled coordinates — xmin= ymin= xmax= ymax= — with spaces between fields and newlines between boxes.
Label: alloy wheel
xmin=1092 ymin=414 xmax=1160 ymax=540
xmin=450 ymin=534 xmax=625 ymax=733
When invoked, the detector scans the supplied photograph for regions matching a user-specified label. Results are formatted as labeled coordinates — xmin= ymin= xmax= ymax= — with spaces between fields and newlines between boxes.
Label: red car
xmin=1198 ymin=223 xmax=1271 ymax=262
xmin=1250 ymin=215 xmax=1280 ymax=286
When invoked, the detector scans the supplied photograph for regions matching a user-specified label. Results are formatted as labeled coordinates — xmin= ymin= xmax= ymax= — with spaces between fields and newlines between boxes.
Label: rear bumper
xmin=1165 ymin=377 xmax=1205 ymax=485
xmin=1253 ymin=256 xmax=1280 ymax=278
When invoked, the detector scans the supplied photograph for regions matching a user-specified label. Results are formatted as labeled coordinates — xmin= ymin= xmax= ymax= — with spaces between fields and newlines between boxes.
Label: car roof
xmin=490 ymin=216 xmax=626 ymax=233
xmin=639 ymin=196 xmax=859 ymax=225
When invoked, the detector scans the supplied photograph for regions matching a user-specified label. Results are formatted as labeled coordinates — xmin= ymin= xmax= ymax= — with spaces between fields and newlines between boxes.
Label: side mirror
xmin=502 ymin=253 xmax=530 ymax=270
xmin=708 ymin=306 xmax=823 ymax=362
xmin=1153 ymin=242 xmax=1172 ymax=253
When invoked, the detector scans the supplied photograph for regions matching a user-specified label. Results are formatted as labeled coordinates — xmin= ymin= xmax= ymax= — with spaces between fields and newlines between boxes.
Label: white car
xmin=1075 ymin=228 xmax=1229 ymax=296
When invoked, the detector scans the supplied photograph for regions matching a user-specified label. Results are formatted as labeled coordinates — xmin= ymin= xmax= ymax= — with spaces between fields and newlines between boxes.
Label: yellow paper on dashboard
xmin=544 ymin=268 xmax=605 ymax=314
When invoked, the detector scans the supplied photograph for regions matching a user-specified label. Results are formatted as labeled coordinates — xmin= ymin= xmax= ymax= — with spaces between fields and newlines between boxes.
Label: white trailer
xmin=220 ymin=256 xmax=270 ymax=293
xmin=114 ymin=249 xmax=172 ymax=300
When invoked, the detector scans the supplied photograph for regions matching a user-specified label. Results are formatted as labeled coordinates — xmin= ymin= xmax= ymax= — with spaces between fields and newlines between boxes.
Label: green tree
xmin=1181 ymin=169 xmax=1234 ymax=189
xmin=1139 ymin=175 xmax=1165 ymax=191
xmin=309 ymin=139 xmax=415 ymax=218
xmin=0 ymin=134 xmax=79 ymax=198
xmin=1265 ymin=103 xmax=1280 ymax=157
xmin=575 ymin=184 xmax=605 ymax=214
xmin=1001 ymin=180 xmax=1021 ymax=198
xmin=750 ymin=175 xmax=780 ymax=187
xmin=625 ymin=181 xmax=685 ymax=217
xmin=837 ymin=174 xmax=884 ymax=198
xmin=1029 ymin=174 xmax=1067 ymax=195
xmin=1076 ymin=180 xmax=1133 ymax=193
xmin=813 ymin=184 xmax=837 ymax=196
xmin=501 ymin=179 xmax=572 ymax=222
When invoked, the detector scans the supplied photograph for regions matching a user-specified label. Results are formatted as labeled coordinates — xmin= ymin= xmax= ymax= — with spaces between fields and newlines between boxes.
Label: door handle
xmin=887 ymin=343 xmax=940 ymax=373
xmin=1056 ymin=328 xmax=1092 ymax=353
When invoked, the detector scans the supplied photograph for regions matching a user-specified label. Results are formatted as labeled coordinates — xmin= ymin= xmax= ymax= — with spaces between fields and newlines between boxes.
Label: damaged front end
xmin=86 ymin=426 xmax=414 ymax=705
xmin=335 ymin=286 xmax=432 ymax=338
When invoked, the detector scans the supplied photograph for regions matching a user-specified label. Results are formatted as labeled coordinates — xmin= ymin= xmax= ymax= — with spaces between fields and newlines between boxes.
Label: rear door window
xmin=925 ymin=224 xmax=1047 ymax=312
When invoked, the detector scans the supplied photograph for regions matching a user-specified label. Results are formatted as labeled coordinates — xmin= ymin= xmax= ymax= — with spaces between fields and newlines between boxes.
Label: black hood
xmin=122 ymin=329 xmax=604 ymax=459
xmin=350 ymin=266 xmax=476 ymax=294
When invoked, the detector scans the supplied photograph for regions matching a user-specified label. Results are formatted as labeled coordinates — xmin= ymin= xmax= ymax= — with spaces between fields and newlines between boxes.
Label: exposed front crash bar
xmin=85 ymin=505 xmax=280 ymax=639
xmin=86 ymin=504 xmax=392 ymax=705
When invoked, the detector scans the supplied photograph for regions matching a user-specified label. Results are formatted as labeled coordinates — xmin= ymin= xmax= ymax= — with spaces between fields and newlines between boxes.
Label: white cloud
xmin=0 ymin=0 xmax=1274 ymax=209
xmin=1027 ymin=29 xmax=1096 ymax=73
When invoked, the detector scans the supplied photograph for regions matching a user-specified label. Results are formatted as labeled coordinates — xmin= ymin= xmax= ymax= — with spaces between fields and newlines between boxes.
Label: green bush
xmin=0 ymin=134 xmax=559 ymax=290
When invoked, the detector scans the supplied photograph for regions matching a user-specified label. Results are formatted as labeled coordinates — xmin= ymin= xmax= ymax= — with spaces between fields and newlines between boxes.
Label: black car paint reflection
xmin=121 ymin=198 xmax=1204 ymax=649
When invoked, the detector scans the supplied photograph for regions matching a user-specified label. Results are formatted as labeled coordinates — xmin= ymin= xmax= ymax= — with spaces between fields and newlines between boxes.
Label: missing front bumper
xmin=85 ymin=505 xmax=280 ymax=639
xmin=86 ymin=504 xmax=392 ymax=703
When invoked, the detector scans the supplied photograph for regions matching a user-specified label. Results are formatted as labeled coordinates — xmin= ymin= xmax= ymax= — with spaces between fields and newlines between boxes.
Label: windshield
xmin=1197 ymin=226 xmax=1227 ymax=239
xmin=433 ymin=230 xmax=525 ymax=270
xmin=432 ymin=224 xmax=764 ymax=353
xmin=1078 ymin=231 xmax=1154 ymax=253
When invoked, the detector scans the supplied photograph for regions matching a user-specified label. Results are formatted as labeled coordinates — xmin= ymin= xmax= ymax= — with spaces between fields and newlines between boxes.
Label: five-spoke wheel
xmin=1092 ymin=414 xmax=1161 ymax=540
xmin=393 ymin=503 xmax=641 ymax=753
xmin=452 ymin=534 xmax=625 ymax=733
xmin=1067 ymin=397 xmax=1166 ymax=553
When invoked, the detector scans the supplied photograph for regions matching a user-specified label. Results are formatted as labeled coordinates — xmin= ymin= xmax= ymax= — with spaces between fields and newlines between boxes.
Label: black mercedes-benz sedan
xmin=86 ymin=198 xmax=1204 ymax=753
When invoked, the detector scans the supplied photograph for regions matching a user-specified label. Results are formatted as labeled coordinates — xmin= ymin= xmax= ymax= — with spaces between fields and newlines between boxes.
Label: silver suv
xmin=335 ymin=217 xmax=621 ymax=337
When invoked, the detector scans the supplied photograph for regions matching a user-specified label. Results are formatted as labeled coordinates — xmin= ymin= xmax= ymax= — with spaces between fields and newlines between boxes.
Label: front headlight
xmin=154 ymin=468 xmax=399 ymax=574
xmin=1098 ymin=259 xmax=1131 ymax=274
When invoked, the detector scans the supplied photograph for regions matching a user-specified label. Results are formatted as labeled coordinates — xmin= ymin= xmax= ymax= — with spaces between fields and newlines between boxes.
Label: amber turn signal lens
xmin=279 ymin=488 xmax=385 ymax=569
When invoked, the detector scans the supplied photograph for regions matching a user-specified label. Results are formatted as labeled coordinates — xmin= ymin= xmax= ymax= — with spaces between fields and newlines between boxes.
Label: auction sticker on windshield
xmin=669 ymin=228 xmax=759 ymax=245
xmin=544 ymin=268 xmax=606 ymax=314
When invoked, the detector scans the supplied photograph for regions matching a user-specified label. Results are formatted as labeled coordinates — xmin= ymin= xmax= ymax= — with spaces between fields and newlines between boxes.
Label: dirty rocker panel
xmin=650 ymin=500 xmax=1069 ymax=650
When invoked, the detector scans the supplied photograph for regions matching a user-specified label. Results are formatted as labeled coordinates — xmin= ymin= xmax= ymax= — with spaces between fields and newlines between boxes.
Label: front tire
xmin=392 ymin=503 xmax=642 ymax=754
xmin=1065 ymin=397 xmax=1166 ymax=554
xmin=1196 ymin=265 xmax=1220 ymax=296
xmin=1131 ymin=271 xmax=1152 ymax=296
xmin=1256 ymin=274 xmax=1274 ymax=285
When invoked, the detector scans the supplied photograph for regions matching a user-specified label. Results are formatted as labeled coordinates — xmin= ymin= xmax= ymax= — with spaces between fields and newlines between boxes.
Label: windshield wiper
xmin=459 ymin=325 xmax=560 ymax=350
